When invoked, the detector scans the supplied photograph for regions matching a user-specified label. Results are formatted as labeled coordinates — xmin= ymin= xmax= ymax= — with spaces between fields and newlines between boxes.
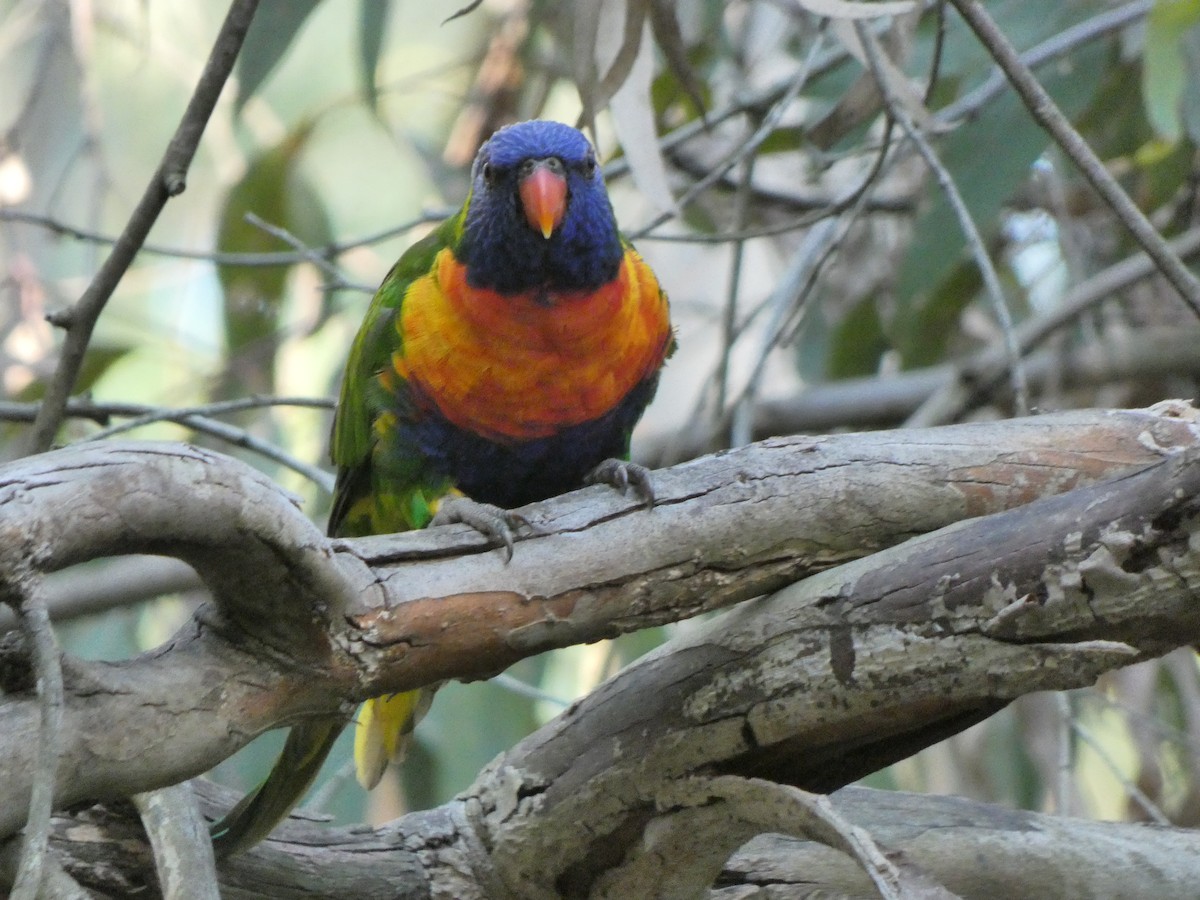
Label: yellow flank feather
xmin=354 ymin=691 xmax=434 ymax=790
xmin=393 ymin=247 xmax=672 ymax=441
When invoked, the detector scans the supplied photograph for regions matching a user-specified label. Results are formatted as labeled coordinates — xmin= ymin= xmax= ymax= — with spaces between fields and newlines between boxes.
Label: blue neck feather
xmin=456 ymin=121 xmax=625 ymax=294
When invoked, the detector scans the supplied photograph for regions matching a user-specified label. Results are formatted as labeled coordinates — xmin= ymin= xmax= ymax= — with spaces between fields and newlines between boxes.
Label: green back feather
xmin=327 ymin=208 xmax=466 ymax=537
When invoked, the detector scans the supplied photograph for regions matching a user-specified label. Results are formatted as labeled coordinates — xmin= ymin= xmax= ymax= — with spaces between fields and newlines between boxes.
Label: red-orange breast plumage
xmin=395 ymin=245 xmax=671 ymax=442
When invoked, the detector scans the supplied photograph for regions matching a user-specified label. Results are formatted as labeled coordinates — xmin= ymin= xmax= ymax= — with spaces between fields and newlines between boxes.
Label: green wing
xmin=210 ymin=207 xmax=467 ymax=857
xmin=327 ymin=208 xmax=465 ymax=538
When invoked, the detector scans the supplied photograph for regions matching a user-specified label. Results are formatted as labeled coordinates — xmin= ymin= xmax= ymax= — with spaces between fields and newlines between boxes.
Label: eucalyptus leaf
xmin=648 ymin=0 xmax=707 ymax=119
xmin=358 ymin=0 xmax=390 ymax=113
xmin=1142 ymin=0 xmax=1199 ymax=142
xmin=216 ymin=124 xmax=334 ymax=399
xmin=234 ymin=0 xmax=323 ymax=114
xmin=894 ymin=40 xmax=1108 ymax=366
xmin=604 ymin=2 xmax=677 ymax=214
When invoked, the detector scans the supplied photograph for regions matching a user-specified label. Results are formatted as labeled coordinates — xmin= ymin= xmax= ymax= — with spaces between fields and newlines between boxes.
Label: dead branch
xmin=2 ymin=406 xmax=1200 ymax=896
xmin=28 ymin=781 xmax=1200 ymax=898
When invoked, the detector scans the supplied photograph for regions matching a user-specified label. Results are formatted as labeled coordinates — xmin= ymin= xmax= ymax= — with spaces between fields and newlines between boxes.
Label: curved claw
xmin=430 ymin=497 xmax=533 ymax=561
xmin=586 ymin=458 xmax=656 ymax=508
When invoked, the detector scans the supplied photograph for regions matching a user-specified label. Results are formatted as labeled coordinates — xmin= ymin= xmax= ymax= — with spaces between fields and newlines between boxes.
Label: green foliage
xmin=235 ymin=0 xmax=324 ymax=114
xmin=891 ymin=20 xmax=1108 ymax=368
xmin=357 ymin=0 xmax=391 ymax=112
xmin=1143 ymin=0 xmax=1200 ymax=144
xmin=826 ymin=295 xmax=887 ymax=380
xmin=216 ymin=124 xmax=333 ymax=399
xmin=649 ymin=54 xmax=715 ymax=132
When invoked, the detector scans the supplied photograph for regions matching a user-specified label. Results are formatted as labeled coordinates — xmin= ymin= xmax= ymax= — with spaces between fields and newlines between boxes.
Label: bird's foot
xmin=430 ymin=498 xmax=533 ymax=561
xmin=585 ymin=458 xmax=656 ymax=508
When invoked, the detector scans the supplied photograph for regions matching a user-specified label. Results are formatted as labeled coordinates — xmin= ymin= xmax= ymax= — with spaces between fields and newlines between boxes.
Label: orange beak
xmin=519 ymin=161 xmax=567 ymax=239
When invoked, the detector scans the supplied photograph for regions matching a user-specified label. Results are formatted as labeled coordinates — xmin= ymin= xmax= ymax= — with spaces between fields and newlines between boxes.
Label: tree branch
xmin=947 ymin=0 xmax=1200 ymax=318
xmin=27 ymin=779 xmax=1200 ymax=897
xmin=24 ymin=0 xmax=261 ymax=455
xmin=721 ymin=786 xmax=1200 ymax=899
xmin=751 ymin=324 xmax=1200 ymax=435
xmin=3 ymin=406 xmax=1200 ymax=893
xmin=467 ymin=430 xmax=1200 ymax=894
xmin=0 ymin=407 xmax=1196 ymax=845
xmin=132 ymin=785 xmax=219 ymax=900
xmin=0 ymin=207 xmax=449 ymax=268
xmin=7 ymin=576 xmax=62 ymax=900
xmin=597 ymin=777 xmax=916 ymax=900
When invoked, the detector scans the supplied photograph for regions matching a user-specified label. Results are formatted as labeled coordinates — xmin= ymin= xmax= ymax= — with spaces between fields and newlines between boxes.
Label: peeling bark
xmin=470 ymin=439 xmax=1200 ymax=895
xmin=3 ymin=406 xmax=1200 ymax=896
xmin=25 ymin=784 xmax=1200 ymax=899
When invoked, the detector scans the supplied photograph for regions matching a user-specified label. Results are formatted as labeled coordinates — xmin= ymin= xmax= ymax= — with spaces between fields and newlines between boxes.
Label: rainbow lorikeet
xmin=210 ymin=120 xmax=674 ymax=855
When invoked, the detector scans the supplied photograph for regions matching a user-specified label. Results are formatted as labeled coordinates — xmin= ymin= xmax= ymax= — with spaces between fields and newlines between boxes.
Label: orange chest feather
xmin=392 ymin=248 xmax=671 ymax=441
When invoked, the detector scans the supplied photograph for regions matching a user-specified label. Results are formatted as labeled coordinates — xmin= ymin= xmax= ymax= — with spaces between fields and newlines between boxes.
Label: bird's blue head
xmin=457 ymin=120 xmax=624 ymax=295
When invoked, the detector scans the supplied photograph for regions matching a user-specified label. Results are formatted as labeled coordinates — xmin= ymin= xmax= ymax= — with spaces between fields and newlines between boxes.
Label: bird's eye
xmin=481 ymin=161 xmax=495 ymax=185
xmin=584 ymin=156 xmax=597 ymax=177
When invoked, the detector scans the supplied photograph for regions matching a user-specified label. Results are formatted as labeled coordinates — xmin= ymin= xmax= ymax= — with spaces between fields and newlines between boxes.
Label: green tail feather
xmin=209 ymin=718 xmax=344 ymax=858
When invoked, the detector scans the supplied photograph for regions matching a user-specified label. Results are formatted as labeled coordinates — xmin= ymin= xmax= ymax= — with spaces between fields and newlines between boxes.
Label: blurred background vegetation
xmin=4 ymin=0 xmax=1200 ymax=831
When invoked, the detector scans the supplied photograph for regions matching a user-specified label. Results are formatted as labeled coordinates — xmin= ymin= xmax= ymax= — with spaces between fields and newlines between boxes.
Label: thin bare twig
xmin=5 ymin=395 xmax=334 ymax=492
xmin=667 ymin=110 xmax=900 ymax=459
xmin=1069 ymin=713 xmax=1170 ymax=825
xmin=24 ymin=0 xmax=262 ymax=455
xmin=0 ymin=207 xmax=450 ymax=267
xmin=635 ymin=0 xmax=1147 ymax=248
xmin=646 ymin=226 xmax=1200 ymax=457
xmin=133 ymin=785 xmax=221 ymax=900
xmin=1055 ymin=691 xmax=1074 ymax=817
xmin=647 ymin=129 xmax=908 ymax=246
xmin=242 ymin=212 xmax=375 ymax=293
xmin=938 ymin=1 xmax=1152 ymax=127
xmin=923 ymin=0 xmax=948 ymax=106
xmin=0 ymin=395 xmax=334 ymax=427
xmin=948 ymin=0 xmax=1200 ymax=318
xmin=489 ymin=672 xmax=570 ymax=707
xmin=654 ymin=777 xmax=907 ymax=900
xmin=9 ymin=577 xmax=63 ymax=900
xmin=744 ymin=323 xmax=1200 ymax=439
xmin=0 ymin=556 xmax=203 ymax=633
xmin=907 ymin=225 xmax=1200 ymax=427
xmin=730 ymin=218 xmax=842 ymax=448
xmin=72 ymin=400 xmax=334 ymax=492
xmin=627 ymin=27 xmax=827 ymax=240
xmin=856 ymin=20 xmax=1030 ymax=416
xmin=708 ymin=102 xmax=903 ymax=454
xmin=715 ymin=154 xmax=756 ymax=413
xmin=88 ymin=412 xmax=336 ymax=494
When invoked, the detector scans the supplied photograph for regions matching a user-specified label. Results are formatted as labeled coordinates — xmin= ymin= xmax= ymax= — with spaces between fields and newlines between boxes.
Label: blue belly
xmin=404 ymin=374 xmax=660 ymax=508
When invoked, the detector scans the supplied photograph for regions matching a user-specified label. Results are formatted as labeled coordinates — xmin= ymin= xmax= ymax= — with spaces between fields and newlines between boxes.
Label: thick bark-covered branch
xmin=3 ymin=406 xmax=1200 ymax=895
xmin=469 ymin=430 xmax=1200 ymax=895
xmin=750 ymin=324 xmax=1200 ymax=434
xmin=1 ymin=409 xmax=1196 ymax=828
xmin=29 ymin=783 xmax=1200 ymax=899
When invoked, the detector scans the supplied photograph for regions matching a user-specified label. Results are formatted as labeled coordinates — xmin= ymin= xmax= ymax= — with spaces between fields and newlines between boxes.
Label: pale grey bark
xmin=3 ymin=406 xmax=1200 ymax=896
xmin=31 ymin=783 xmax=1200 ymax=899
xmin=719 ymin=787 xmax=1200 ymax=900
